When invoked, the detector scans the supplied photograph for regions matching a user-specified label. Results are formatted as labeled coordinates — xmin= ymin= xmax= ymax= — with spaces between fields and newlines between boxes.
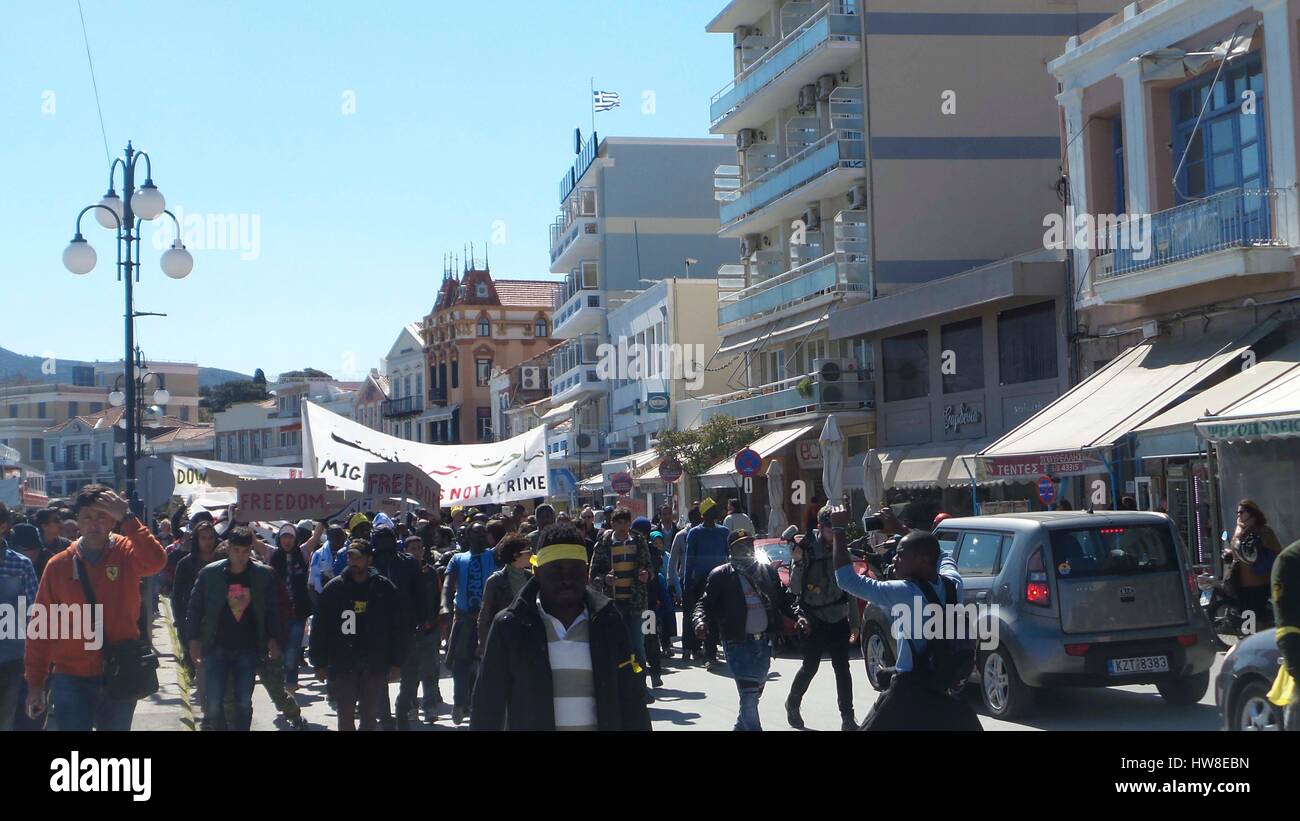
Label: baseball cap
xmin=728 ymin=529 xmax=754 ymax=546
xmin=631 ymin=516 xmax=653 ymax=535
xmin=277 ymin=523 xmax=297 ymax=539
xmin=347 ymin=513 xmax=370 ymax=531
xmin=296 ymin=519 xmax=315 ymax=531
xmin=346 ymin=539 xmax=373 ymax=557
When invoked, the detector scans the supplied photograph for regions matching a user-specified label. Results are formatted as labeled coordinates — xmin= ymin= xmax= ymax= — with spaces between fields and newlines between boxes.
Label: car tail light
xmin=1025 ymin=547 xmax=1051 ymax=607
xmin=1176 ymin=633 xmax=1198 ymax=648
xmin=1064 ymin=643 xmax=1090 ymax=656
xmin=1185 ymin=571 xmax=1197 ymax=596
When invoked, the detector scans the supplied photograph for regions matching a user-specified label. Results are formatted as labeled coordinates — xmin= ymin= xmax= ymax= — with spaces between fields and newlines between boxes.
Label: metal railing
xmin=719 ymin=129 xmax=864 ymax=227
xmin=428 ymin=386 xmax=448 ymax=405
xmin=710 ymin=1 xmax=861 ymax=126
xmin=560 ymin=133 xmax=600 ymax=203
xmin=1101 ymin=187 xmax=1293 ymax=278
xmin=699 ymin=373 xmax=819 ymax=424
xmin=382 ymin=395 xmax=423 ymax=417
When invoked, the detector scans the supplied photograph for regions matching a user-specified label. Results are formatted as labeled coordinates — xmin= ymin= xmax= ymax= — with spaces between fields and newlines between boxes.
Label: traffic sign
xmin=136 ymin=456 xmax=176 ymax=514
xmin=734 ymin=448 xmax=762 ymax=478
xmin=1037 ymin=475 xmax=1057 ymax=507
xmin=611 ymin=471 xmax=634 ymax=495
xmin=658 ymin=457 xmax=683 ymax=483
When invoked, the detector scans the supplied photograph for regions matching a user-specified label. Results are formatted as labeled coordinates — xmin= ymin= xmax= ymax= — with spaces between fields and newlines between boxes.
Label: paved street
xmin=203 ymin=613 xmax=1225 ymax=732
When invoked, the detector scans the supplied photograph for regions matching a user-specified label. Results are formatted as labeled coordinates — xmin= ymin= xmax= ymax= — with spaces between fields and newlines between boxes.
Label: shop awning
xmin=541 ymin=401 xmax=577 ymax=425
xmin=577 ymin=473 xmax=604 ymax=491
xmin=1135 ymin=338 xmax=1300 ymax=456
xmin=415 ymin=403 xmax=459 ymax=424
xmin=981 ymin=322 xmax=1275 ymax=462
xmin=699 ymin=423 xmax=818 ymax=489
xmin=1196 ymin=365 xmax=1300 ymax=441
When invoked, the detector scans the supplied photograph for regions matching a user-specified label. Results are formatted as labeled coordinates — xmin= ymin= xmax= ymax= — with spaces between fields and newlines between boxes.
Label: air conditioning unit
xmin=847 ymin=184 xmax=868 ymax=209
xmin=576 ymin=432 xmax=592 ymax=449
xmin=816 ymin=74 xmax=837 ymax=100
xmin=739 ymin=233 xmax=762 ymax=259
xmin=797 ymin=84 xmax=818 ymax=113
xmin=520 ymin=366 xmax=541 ymax=390
xmin=801 ymin=206 xmax=821 ymax=232
xmin=814 ymin=358 xmax=871 ymax=406
xmin=737 ymin=128 xmax=758 ymax=150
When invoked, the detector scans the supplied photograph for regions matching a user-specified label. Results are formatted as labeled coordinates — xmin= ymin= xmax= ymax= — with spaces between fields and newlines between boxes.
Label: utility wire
xmin=76 ymin=0 xmax=111 ymax=165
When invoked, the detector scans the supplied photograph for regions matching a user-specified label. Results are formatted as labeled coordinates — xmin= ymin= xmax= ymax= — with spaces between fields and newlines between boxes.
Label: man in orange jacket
xmin=25 ymin=484 xmax=166 ymax=730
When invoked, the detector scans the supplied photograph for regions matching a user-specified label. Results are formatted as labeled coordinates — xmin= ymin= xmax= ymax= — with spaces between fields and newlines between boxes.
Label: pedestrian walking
xmin=441 ymin=521 xmax=497 ymax=724
xmin=683 ymin=498 xmax=730 ymax=663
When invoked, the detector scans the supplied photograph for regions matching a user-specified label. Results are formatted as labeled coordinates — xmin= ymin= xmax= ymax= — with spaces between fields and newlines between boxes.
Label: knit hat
xmin=9 ymin=523 xmax=40 ymax=552
xmin=631 ymin=516 xmax=653 ymax=536
xmin=347 ymin=512 xmax=370 ymax=531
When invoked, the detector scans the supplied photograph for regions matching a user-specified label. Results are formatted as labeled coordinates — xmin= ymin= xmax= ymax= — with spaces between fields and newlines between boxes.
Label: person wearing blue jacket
xmin=683 ymin=499 xmax=730 ymax=663
xmin=829 ymin=506 xmax=981 ymax=731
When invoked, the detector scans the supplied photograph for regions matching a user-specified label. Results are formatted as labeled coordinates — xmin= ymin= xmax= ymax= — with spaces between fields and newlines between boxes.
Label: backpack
xmin=904 ymin=576 xmax=976 ymax=694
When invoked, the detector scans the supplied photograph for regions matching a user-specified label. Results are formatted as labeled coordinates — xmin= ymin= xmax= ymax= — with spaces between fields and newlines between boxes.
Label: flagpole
xmin=590 ymin=77 xmax=596 ymax=139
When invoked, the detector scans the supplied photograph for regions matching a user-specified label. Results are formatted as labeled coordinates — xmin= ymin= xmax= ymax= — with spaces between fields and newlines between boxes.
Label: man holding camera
xmin=830 ymin=506 xmax=982 ymax=731
xmin=786 ymin=509 xmax=856 ymax=731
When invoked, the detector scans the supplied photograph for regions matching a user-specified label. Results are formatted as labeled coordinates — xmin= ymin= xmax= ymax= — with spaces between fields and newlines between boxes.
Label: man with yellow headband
xmin=1271 ymin=538 xmax=1299 ymax=729
xmin=471 ymin=521 xmax=650 ymax=731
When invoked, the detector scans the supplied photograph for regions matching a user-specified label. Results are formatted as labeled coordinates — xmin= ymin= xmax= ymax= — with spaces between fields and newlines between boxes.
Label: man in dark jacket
xmin=693 ymin=529 xmax=796 ymax=731
xmin=369 ymin=514 xmax=423 ymax=730
xmin=186 ymin=527 xmax=281 ymax=731
xmin=470 ymin=522 xmax=650 ymax=731
xmin=395 ymin=532 xmax=443 ymax=729
xmin=309 ymin=539 xmax=406 ymax=731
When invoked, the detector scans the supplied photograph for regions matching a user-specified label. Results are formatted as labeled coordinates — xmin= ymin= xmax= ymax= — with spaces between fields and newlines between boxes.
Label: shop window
xmin=882 ymin=330 xmax=929 ymax=402
xmin=941 ymin=317 xmax=984 ymax=394
xmin=998 ymin=302 xmax=1058 ymax=385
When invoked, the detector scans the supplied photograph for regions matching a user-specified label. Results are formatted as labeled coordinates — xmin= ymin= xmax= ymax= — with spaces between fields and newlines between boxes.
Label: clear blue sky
xmin=0 ymin=0 xmax=730 ymax=380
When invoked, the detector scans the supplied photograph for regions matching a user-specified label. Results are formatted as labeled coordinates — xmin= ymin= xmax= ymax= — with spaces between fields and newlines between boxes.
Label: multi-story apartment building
xmin=424 ymin=261 xmax=559 ymax=445
xmin=379 ymin=324 xmax=427 ymax=441
xmin=703 ymin=0 xmax=1123 ymax=525
xmin=0 ymin=358 xmax=201 ymax=475
xmin=547 ymin=135 xmax=736 ymax=473
xmin=988 ymin=0 xmax=1300 ymax=552
xmin=214 ymin=371 xmax=358 ymax=467
xmin=490 ymin=344 xmax=558 ymax=443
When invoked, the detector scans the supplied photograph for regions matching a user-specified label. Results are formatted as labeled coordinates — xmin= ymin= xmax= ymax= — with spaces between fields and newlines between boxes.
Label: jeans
xmin=788 ymin=617 xmax=855 ymax=719
xmin=0 ymin=659 xmax=22 ymax=732
xmin=724 ymin=637 xmax=771 ymax=731
xmin=283 ymin=619 xmax=306 ymax=687
xmin=397 ymin=631 xmax=440 ymax=721
xmin=49 ymin=673 xmax=137 ymax=731
xmin=617 ymin=603 xmax=648 ymax=668
xmin=202 ymin=646 xmax=259 ymax=731
xmin=683 ymin=576 xmax=716 ymax=658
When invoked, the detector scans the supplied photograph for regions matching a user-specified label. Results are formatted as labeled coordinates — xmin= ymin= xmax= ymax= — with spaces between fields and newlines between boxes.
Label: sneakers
xmin=451 ymin=705 xmax=466 ymax=725
xmin=651 ymin=675 xmax=664 ymax=688
xmin=290 ymin=715 xmax=309 ymax=731
xmin=785 ymin=697 xmax=805 ymax=730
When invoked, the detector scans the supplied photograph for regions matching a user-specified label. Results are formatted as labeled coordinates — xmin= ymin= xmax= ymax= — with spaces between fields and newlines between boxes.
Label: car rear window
xmin=1049 ymin=525 xmax=1177 ymax=579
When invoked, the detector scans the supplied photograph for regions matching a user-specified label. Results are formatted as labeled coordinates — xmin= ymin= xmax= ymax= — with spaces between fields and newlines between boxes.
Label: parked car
xmin=858 ymin=511 xmax=1218 ymax=720
xmin=1215 ymin=629 xmax=1283 ymax=731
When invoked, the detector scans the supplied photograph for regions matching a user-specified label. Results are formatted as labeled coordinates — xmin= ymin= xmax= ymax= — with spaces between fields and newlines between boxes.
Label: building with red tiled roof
xmin=422 ymin=255 xmax=561 ymax=443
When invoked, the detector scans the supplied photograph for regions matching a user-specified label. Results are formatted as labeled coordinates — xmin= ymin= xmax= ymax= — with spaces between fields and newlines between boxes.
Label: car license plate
xmin=1107 ymin=655 xmax=1169 ymax=675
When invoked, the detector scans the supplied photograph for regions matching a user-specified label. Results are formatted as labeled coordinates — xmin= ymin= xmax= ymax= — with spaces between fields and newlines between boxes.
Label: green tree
xmin=252 ymin=368 xmax=267 ymax=387
xmin=655 ymin=415 xmax=761 ymax=482
xmin=199 ymin=379 xmax=270 ymax=414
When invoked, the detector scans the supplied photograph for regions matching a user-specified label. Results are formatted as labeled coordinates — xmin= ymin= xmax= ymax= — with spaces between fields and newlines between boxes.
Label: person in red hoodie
xmin=24 ymin=484 xmax=166 ymax=731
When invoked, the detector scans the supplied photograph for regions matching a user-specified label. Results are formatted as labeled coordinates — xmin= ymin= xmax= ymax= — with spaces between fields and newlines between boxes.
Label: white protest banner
xmin=362 ymin=462 xmax=441 ymax=510
xmin=173 ymin=455 xmax=305 ymax=499
xmin=302 ymin=400 xmax=548 ymax=507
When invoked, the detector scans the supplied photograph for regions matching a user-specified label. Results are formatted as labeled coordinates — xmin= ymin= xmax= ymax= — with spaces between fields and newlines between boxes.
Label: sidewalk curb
xmin=160 ymin=601 xmax=197 ymax=731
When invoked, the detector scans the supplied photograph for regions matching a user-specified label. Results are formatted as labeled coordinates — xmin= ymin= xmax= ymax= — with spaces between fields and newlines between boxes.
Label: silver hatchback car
xmin=858 ymin=511 xmax=1218 ymax=720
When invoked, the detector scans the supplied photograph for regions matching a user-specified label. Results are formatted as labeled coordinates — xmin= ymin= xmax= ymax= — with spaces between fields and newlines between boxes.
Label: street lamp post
xmin=64 ymin=141 xmax=192 ymax=515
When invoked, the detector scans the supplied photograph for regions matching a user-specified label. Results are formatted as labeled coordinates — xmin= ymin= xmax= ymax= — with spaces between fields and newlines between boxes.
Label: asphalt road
xmin=239 ymin=621 xmax=1227 ymax=732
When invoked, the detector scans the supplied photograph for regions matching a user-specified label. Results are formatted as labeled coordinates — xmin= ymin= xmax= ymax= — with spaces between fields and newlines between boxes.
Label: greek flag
xmin=593 ymin=90 xmax=621 ymax=112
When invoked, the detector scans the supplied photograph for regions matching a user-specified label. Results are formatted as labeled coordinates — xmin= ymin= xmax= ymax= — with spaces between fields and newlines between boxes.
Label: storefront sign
xmin=796 ymin=440 xmax=822 ymax=469
xmin=943 ymin=402 xmax=983 ymax=433
xmin=980 ymin=449 xmax=1107 ymax=479
xmin=645 ymin=392 xmax=670 ymax=414
xmin=1198 ymin=415 xmax=1300 ymax=441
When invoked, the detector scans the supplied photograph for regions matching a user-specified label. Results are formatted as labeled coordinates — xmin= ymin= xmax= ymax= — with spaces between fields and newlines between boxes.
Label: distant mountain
xmin=0 ymin=347 xmax=250 ymax=390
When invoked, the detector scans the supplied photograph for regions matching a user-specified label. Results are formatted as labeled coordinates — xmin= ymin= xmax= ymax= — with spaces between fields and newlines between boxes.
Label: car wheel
xmin=1233 ymin=680 xmax=1282 ymax=731
xmin=861 ymin=623 xmax=894 ymax=692
xmin=1156 ymin=670 xmax=1210 ymax=706
xmin=980 ymin=648 xmax=1031 ymax=720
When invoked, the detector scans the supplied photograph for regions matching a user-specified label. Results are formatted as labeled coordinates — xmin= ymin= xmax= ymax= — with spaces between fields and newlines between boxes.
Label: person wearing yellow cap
xmin=471 ymin=521 xmax=650 ymax=731
xmin=682 ymin=498 xmax=731 ymax=664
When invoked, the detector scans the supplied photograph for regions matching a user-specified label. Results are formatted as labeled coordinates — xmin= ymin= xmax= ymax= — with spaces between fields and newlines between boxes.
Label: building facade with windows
xmin=380 ymin=324 xmax=427 ymax=442
xmin=423 ymin=261 xmax=559 ymax=445
xmin=214 ymin=372 xmax=358 ymax=467
xmin=547 ymin=135 xmax=736 ymax=471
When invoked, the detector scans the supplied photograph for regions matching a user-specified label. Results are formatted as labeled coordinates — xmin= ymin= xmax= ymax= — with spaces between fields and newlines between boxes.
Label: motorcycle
xmin=1196 ymin=563 xmax=1249 ymax=652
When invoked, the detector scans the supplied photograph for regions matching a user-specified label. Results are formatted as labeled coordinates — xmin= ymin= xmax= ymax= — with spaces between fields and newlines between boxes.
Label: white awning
xmin=577 ymin=473 xmax=604 ymax=491
xmin=983 ymin=322 xmax=1275 ymax=459
xmin=716 ymin=309 xmax=829 ymax=356
xmin=699 ymin=423 xmax=818 ymax=489
xmin=415 ymin=403 xmax=459 ymax=424
xmin=1196 ymin=364 xmax=1300 ymax=441
xmin=541 ymin=401 xmax=577 ymax=425
xmin=1139 ymin=22 xmax=1259 ymax=82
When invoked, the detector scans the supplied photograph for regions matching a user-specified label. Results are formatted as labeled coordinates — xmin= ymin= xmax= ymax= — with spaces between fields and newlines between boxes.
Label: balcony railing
xmin=560 ymin=132 xmax=600 ymax=203
xmin=428 ymin=386 xmax=448 ymax=406
xmin=710 ymin=1 xmax=861 ymax=126
xmin=1102 ymin=188 xmax=1293 ymax=278
xmin=719 ymin=129 xmax=864 ymax=227
xmin=700 ymin=369 xmax=874 ymax=424
xmin=382 ymin=395 xmax=423 ymax=418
